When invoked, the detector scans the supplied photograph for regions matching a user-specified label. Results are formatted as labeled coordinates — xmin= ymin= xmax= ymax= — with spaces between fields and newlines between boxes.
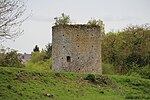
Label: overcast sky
xmin=2 ymin=0 xmax=150 ymax=53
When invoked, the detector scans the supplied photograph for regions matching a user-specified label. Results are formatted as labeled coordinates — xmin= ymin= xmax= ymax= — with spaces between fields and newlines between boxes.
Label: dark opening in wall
xmin=78 ymin=57 xmax=79 ymax=59
xmin=77 ymin=46 xmax=79 ymax=47
xmin=67 ymin=56 xmax=71 ymax=62
xmin=63 ymin=35 xmax=64 ymax=36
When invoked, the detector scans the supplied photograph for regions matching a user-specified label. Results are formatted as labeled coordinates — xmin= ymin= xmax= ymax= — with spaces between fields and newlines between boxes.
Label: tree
xmin=29 ymin=50 xmax=46 ymax=63
xmin=54 ymin=13 xmax=71 ymax=26
xmin=102 ymin=24 xmax=150 ymax=74
xmin=45 ymin=43 xmax=52 ymax=59
xmin=122 ymin=24 xmax=150 ymax=67
xmin=33 ymin=45 xmax=40 ymax=52
xmin=0 ymin=0 xmax=27 ymax=42
xmin=87 ymin=18 xmax=105 ymax=36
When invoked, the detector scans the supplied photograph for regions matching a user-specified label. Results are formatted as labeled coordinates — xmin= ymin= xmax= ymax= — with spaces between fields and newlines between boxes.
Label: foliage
xmin=26 ymin=58 xmax=52 ymax=70
xmin=85 ymin=74 xmax=96 ymax=82
xmin=26 ymin=50 xmax=52 ymax=70
xmin=54 ymin=13 xmax=71 ymax=26
xmin=29 ymin=50 xmax=46 ymax=63
xmin=110 ymin=75 xmax=150 ymax=99
xmin=138 ymin=65 xmax=150 ymax=79
xmin=87 ymin=18 xmax=105 ymax=36
xmin=102 ymin=63 xmax=116 ymax=75
xmin=102 ymin=24 xmax=150 ymax=74
xmin=44 ymin=43 xmax=52 ymax=59
xmin=1 ymin=67 xmax=150 ymax=100
xmin=33 ymin=45 xmax=40 ymax=52
xmin=128 ymin=65 xmax=150 ymax=79
xmin=0 ymin=0 xmax=27 ymax=42
xmin=0 ymin=50 xmax=24 ymax=68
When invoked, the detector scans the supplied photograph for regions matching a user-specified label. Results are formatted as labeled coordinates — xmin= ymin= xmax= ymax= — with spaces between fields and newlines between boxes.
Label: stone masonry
xmin=52 ymin=25 xmax=102 ymax=74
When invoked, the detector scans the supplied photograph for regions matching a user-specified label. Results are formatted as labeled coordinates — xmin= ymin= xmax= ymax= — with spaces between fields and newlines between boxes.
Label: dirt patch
xmin=14 ymin=70 xmax=44 ymax=83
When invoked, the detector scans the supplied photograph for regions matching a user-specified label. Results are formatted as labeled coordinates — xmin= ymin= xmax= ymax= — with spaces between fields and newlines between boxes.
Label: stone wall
xmin=52 ymin=25 xmax=102 ymax=74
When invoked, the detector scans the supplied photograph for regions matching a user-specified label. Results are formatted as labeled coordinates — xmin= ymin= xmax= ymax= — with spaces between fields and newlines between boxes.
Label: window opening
xmin=67 ymin=56 xmax=71 ymax=62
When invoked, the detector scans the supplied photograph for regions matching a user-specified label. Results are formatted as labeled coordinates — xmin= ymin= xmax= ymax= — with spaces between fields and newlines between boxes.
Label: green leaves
xmin=0 ymin=50 xmax=24 ymax=68
xmin=54 ymin=13 xmax=71 ymax=25
xmin=87 ymin=18 xmax=105 ymax=36
xmin=102 ymin=24 xmax=150 ymax=74
xmin=33 ymin=45 xmax=40 ymax=52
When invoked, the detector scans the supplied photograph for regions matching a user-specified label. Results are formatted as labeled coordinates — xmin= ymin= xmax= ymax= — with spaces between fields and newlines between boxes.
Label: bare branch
xmin=0 ymin=0 xmax=28 ymax=43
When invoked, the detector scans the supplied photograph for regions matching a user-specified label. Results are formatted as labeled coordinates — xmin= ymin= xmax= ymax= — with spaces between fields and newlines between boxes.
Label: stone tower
xmin=52 ymin=25 xmax=102 ymax=74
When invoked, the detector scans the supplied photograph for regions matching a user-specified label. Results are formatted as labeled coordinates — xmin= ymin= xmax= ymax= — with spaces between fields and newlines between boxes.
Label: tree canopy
xmin=102 ymin=24 xmax=150 ymax=74
xmin=33 ymin=45 xmax=40 ymax=52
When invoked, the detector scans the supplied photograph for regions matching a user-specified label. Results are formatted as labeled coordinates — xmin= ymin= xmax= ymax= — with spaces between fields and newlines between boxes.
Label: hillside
xmin=0 ymin=67 xmax=150 ymax=100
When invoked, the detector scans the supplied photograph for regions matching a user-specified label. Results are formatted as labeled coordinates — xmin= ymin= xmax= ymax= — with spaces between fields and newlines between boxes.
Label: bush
xmin=138 ymin=65 xmax=150 ymax=79
xmin=54 ymin=13 xmax=71 ymax=25
xmin=102 ymin=63 xmax=116 ymax=75
xmin=26 ymin=59 xmax=52 ymax=70
xmin=26 ymin=50 xmax=52 ymax=70
xmin=0 ymin=50 xmax=24 ymax=68
xmin=29 ymin=50 xmax=46 ymax=63
xmin=128 ymin=65 xmax=150 ymax=79
xmin=85 ymin=74 xmax=96 ymax=82
xmin=102 ymin=24 xmax=150 ymax=74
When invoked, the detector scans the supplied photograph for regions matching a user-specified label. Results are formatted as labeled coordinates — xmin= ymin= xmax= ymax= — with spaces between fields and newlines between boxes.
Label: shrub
xmin=54 ymin=13 xmax=71 ymax=25
xmin=85 ymin=74 xmax=96 ymax=82
xmin=128 ymin=65 xmax=150 ymax=79
xmin=138 ymin=65 xmax=150 ymax=79
xmin=29 ymin=50 xmax=46 ymax=63
xmin=0 ymin=50 xmax=24 ymax=68
xmin=26 ymin=50 xmax=52 ymax=70
xmin=102 ymin=63 xmax=116 ymax=75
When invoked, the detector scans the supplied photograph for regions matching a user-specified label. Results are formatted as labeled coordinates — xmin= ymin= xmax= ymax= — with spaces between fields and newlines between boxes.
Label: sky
xmin=2 ymin=0 xmax=150 ymax=53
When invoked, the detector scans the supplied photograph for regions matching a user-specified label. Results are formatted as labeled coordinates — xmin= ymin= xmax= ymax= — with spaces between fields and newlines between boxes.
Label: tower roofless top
xmin=52 ymin=24 xmax=100 ymax=29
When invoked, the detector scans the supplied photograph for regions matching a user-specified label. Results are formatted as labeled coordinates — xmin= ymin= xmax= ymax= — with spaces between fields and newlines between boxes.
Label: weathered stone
xmin=52 ymin=25 xmax=102 ymax=74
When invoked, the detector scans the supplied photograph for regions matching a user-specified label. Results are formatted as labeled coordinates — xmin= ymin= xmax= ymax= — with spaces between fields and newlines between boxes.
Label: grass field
xmin=0 ymin=67 xmax=150 ymax=100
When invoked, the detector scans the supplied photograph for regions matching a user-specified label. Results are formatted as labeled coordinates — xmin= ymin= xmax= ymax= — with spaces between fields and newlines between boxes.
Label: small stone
xmin=44 ymin=93 xmax=54 ymax=98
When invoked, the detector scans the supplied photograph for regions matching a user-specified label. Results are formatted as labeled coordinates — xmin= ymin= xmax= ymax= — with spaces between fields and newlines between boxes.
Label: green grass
xmin=0 ymin=67 xmax=150 ymax=100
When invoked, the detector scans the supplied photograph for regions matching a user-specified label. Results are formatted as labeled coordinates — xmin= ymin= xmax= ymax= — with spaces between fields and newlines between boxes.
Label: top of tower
xmin=52 ymin=24 xmax=100 ymax=29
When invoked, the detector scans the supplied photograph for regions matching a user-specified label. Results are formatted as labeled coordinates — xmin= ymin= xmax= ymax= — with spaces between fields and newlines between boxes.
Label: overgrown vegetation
xmin=102 ymin=24 xmax=150 ymax=78
xmin=85 ymin=74 xmax=96 ymax=82
xmin=54 ymin=13 xmax=71 ymax=26
xmin=0 ymin=67 xmax=150 ymax=100
xmin=87 ymin=18 xmax=105 ymax=36
xmin=0 ymin=49 xmax=24 ymax=68
xmin=26 ymin=43 xmax=52 ymax=70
